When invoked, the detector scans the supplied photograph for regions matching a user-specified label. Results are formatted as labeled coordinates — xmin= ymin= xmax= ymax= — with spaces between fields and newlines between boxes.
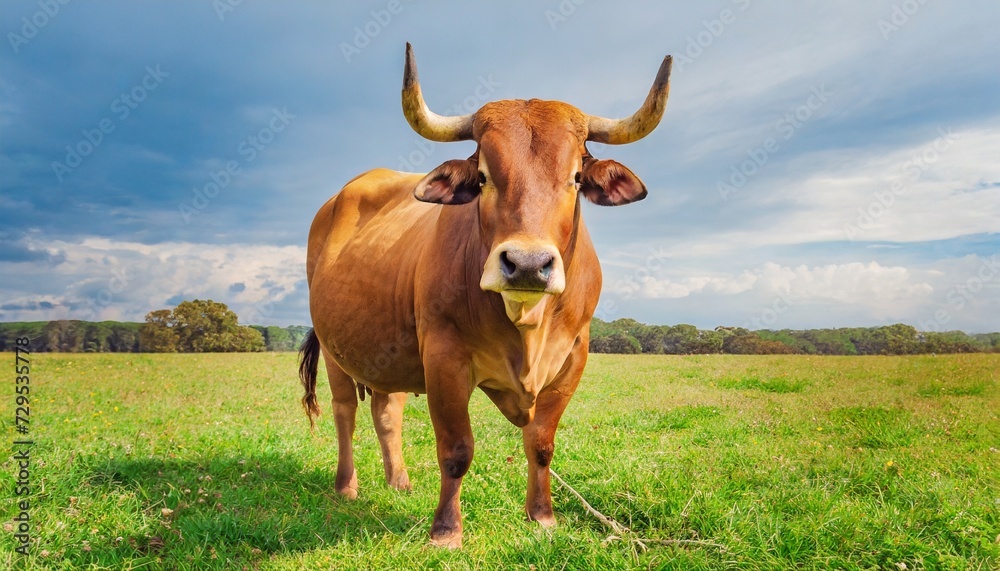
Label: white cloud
xmin=757 ymin=261 xmax=933 ymax=307
xmin=732 ymin=122 xmax=1000 ymax=246
xmin=633 ymin=261 xmax=932 ymax=307
xmin=0 ymin=237 xmax=307 ymax=325
xmin=597 ymin=253 xmax=1000 ymax=331
xmin=636 ymin=271 xmax=758 ymax=299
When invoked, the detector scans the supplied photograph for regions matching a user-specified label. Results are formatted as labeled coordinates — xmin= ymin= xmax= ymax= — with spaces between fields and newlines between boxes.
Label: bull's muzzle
xmin=481 ymin=241 xmax=566 ymax=303
xmin=499 ymin=249 xmax=555 ymax=291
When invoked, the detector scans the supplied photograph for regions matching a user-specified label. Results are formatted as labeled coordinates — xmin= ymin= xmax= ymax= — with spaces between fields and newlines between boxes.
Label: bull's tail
xmin=299 ymin=328 xmax=322 ymax=428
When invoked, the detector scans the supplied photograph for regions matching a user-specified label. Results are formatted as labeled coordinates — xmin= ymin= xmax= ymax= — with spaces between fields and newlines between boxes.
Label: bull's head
xmin=402 ymin=43 xmax=671 ymax=321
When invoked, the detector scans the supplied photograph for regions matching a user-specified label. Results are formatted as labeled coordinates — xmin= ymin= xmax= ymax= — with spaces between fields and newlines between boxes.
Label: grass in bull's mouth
xmin=2 ymin=352 xmax=998 ymax=569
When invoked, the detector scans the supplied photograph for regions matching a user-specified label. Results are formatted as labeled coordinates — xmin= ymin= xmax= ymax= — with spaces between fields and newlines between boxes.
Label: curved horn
xmin=401 ymin=43 xmax=474 ymax=142
xmin=587 ymin=55 xmax=673 ymax=145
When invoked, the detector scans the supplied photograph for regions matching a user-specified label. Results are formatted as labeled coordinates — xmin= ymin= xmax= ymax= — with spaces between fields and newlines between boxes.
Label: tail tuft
xmin=299 ymin=329 xmax=322 ymax=428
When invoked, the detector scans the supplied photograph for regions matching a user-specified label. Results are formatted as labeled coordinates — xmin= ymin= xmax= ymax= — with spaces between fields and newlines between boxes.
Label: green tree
xmin=43 ymin=320 xmax=83 ymax=352
xmin=173 ymin=300 xmax=232 ymax=352
xmin=718 ymin=327 xmax=796 ymax=354
xmin=724 ymin=332 xmax=797 ymax=354
xmin=286 ymin=325 xmax=312 ymax=350
xmin=589 ymin=317 xmax=613 ymax=338
xmin=230 ymin=326 xmax=267 ymax=352
xmin=805 ymin=329 xmax=857 ymax=355
xmin=0 ymin=322 xmax=46 ymax=351
xmin=757 ymin=329 xmax=817 ymax=354
xmin=663 ymin=324 xmax=700 ymax=354
xmin=140 ymin=301 xmax=264 ymax=352
xmin=634 ymin=326 xmax=665 ymax=354
xmin=922 ymin=331 xmax=982 ymax=353
xmin=174 ymin=300 xmax=264 ymax=352
xmin=693 ymin=329 xmax=725 ymax=354
xmin=604 ymin=332 xmax=642 ymax=354
xmin=82 ymin=322 xmax=111 ymax=352
xmin=972 ymin=332 xmax=1000 ymax=352
xmin=589 ymin=335 xmax=611 ymax=353
xmin=108 ymin=323 xmax=141 ymax=352
xmin=882 ymin=324 xmax=920 ymax=354
xmin=264 ymin=325 xmax=293 ymax=351
xmin=140 ymin=309 xmax=179 ymax=352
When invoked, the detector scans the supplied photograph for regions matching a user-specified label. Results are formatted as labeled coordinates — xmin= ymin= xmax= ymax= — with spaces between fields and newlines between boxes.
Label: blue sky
xmin=1 ymin=1 xmax=998 ymax=332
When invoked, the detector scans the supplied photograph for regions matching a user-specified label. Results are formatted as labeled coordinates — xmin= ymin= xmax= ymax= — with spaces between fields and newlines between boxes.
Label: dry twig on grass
xmin=549 ymin=469 xmax=727 ymax=552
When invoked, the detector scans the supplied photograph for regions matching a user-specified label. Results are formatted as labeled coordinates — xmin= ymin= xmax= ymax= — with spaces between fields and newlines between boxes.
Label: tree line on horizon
xmin=0 ymin=305 xmax=997 ymax=355
xmin=0 ymin=300 xmax=310 ymax=353
xmin=589 ymin=318 xmax=1000 ymax=355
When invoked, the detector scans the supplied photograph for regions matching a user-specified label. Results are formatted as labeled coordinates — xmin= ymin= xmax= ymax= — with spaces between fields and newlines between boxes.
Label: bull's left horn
xmin=587 ymin=55 xmax=672 ymax=145
xmin=401 ymin=43 xmax=475 ymax=142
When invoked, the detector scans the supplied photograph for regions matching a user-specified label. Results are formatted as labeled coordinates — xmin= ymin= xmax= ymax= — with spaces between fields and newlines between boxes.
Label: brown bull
xmin=300 ymin=43 xmax=672 ymax=547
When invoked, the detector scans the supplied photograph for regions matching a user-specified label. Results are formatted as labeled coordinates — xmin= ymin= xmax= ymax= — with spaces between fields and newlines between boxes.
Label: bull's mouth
xmin=500 ymin=288 xmax=551 ymax=299
xmin=499 ymin=289 xmax=550 ymax=328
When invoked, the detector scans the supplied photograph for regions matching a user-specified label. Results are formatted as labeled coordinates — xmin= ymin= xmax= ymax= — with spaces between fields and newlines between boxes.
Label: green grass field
xmin=2 ymin=352 xmax=998 ymax=570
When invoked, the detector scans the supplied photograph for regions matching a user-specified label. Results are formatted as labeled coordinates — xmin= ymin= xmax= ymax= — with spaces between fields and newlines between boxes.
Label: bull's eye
xmin=573 ymin=171 xmax=582 ymax=190
xmin=479 ymin=172 xmax=487 ymax=186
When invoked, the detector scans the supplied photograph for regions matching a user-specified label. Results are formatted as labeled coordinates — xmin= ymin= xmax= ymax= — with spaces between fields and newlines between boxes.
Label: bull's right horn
xmin=587 ymin=54 xmax=672 ymax=145
xmin=401 ymin=43 xmax=475 ymax=143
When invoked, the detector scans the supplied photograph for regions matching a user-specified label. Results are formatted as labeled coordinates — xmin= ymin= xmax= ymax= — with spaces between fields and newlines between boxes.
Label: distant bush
xmin=590 ymin=332 xmax=642 ymax=354
xmin=588 ymin=318 xmax=999 ymax=356
xmin=0 ymin=320 xmax=141 ymax=352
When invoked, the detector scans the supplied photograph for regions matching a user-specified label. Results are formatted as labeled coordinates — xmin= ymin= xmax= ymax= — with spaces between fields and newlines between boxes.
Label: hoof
xmin=527 ymin=506 xmax=557 ymax=528
xmin=430 ymin=519 xmax=463 ymax=549
xmin=388 ymin=472 xmax=412 ymax=492
xmin=429 ymin=530 xmax=463 ymax=549
xmin=336 ymin=469 xmax=359 ymax=499
xmin=532 ymin=514 xmax=557 ymax=528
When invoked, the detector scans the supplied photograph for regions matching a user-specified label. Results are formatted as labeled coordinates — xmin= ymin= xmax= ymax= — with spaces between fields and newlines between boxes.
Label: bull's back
xmin=308 ymin=168 xmax=437 ymax=393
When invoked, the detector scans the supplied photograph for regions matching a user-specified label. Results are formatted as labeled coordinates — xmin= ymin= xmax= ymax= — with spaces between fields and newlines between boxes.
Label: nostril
xmin=499 ymin=251 xmax=517 ymax=279
xmin=495 ymin=248 xmax=559 ymax=289
xmin=539 ymin=257 xmax=554 ymax=280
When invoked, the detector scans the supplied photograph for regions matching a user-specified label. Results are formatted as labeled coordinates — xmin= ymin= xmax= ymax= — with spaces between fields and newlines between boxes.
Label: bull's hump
xmin=336 ymin=169 xmax=430 ymax=228
xmin=344 ymin=168 xmax=425 ymax=210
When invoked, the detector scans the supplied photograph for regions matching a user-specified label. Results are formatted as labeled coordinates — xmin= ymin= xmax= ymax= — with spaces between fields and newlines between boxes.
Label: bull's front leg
xmin=523 ymin=339 xmax=586 ymax=526
xmin=423 ymin=331 xmax=475 ymax=548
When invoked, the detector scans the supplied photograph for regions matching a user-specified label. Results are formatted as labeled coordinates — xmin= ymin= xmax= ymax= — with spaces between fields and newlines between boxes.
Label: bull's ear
xmin=413 ymin=159 xmax=481 ymax=205
xmin=579 ymin=158 xmax=647 ymax=206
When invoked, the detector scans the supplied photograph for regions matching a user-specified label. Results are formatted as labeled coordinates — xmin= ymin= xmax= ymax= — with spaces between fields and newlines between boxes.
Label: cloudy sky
xmin=2 ymin=1 xmax=998 ymax=332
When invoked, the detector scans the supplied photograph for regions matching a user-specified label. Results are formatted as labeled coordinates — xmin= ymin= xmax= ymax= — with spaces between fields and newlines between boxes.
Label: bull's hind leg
xmin=522 ymin=339 xmax=587 ymax=526
xmin=370 ymin=391 xmax=411 ymax=491
xmin=325 ymin=355 xmax=360 ymax=499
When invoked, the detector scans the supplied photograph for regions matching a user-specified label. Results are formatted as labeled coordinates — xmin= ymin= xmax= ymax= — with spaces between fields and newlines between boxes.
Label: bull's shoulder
xmin=307 ymin=169 xmax=429 ymax=284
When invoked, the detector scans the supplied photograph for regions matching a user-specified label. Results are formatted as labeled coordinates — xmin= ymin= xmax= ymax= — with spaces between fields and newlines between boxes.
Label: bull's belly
xmin=327 ymin=324 xmax=426 ymax=394
xmin=312 ymin=272 xmax=427 ymax=394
